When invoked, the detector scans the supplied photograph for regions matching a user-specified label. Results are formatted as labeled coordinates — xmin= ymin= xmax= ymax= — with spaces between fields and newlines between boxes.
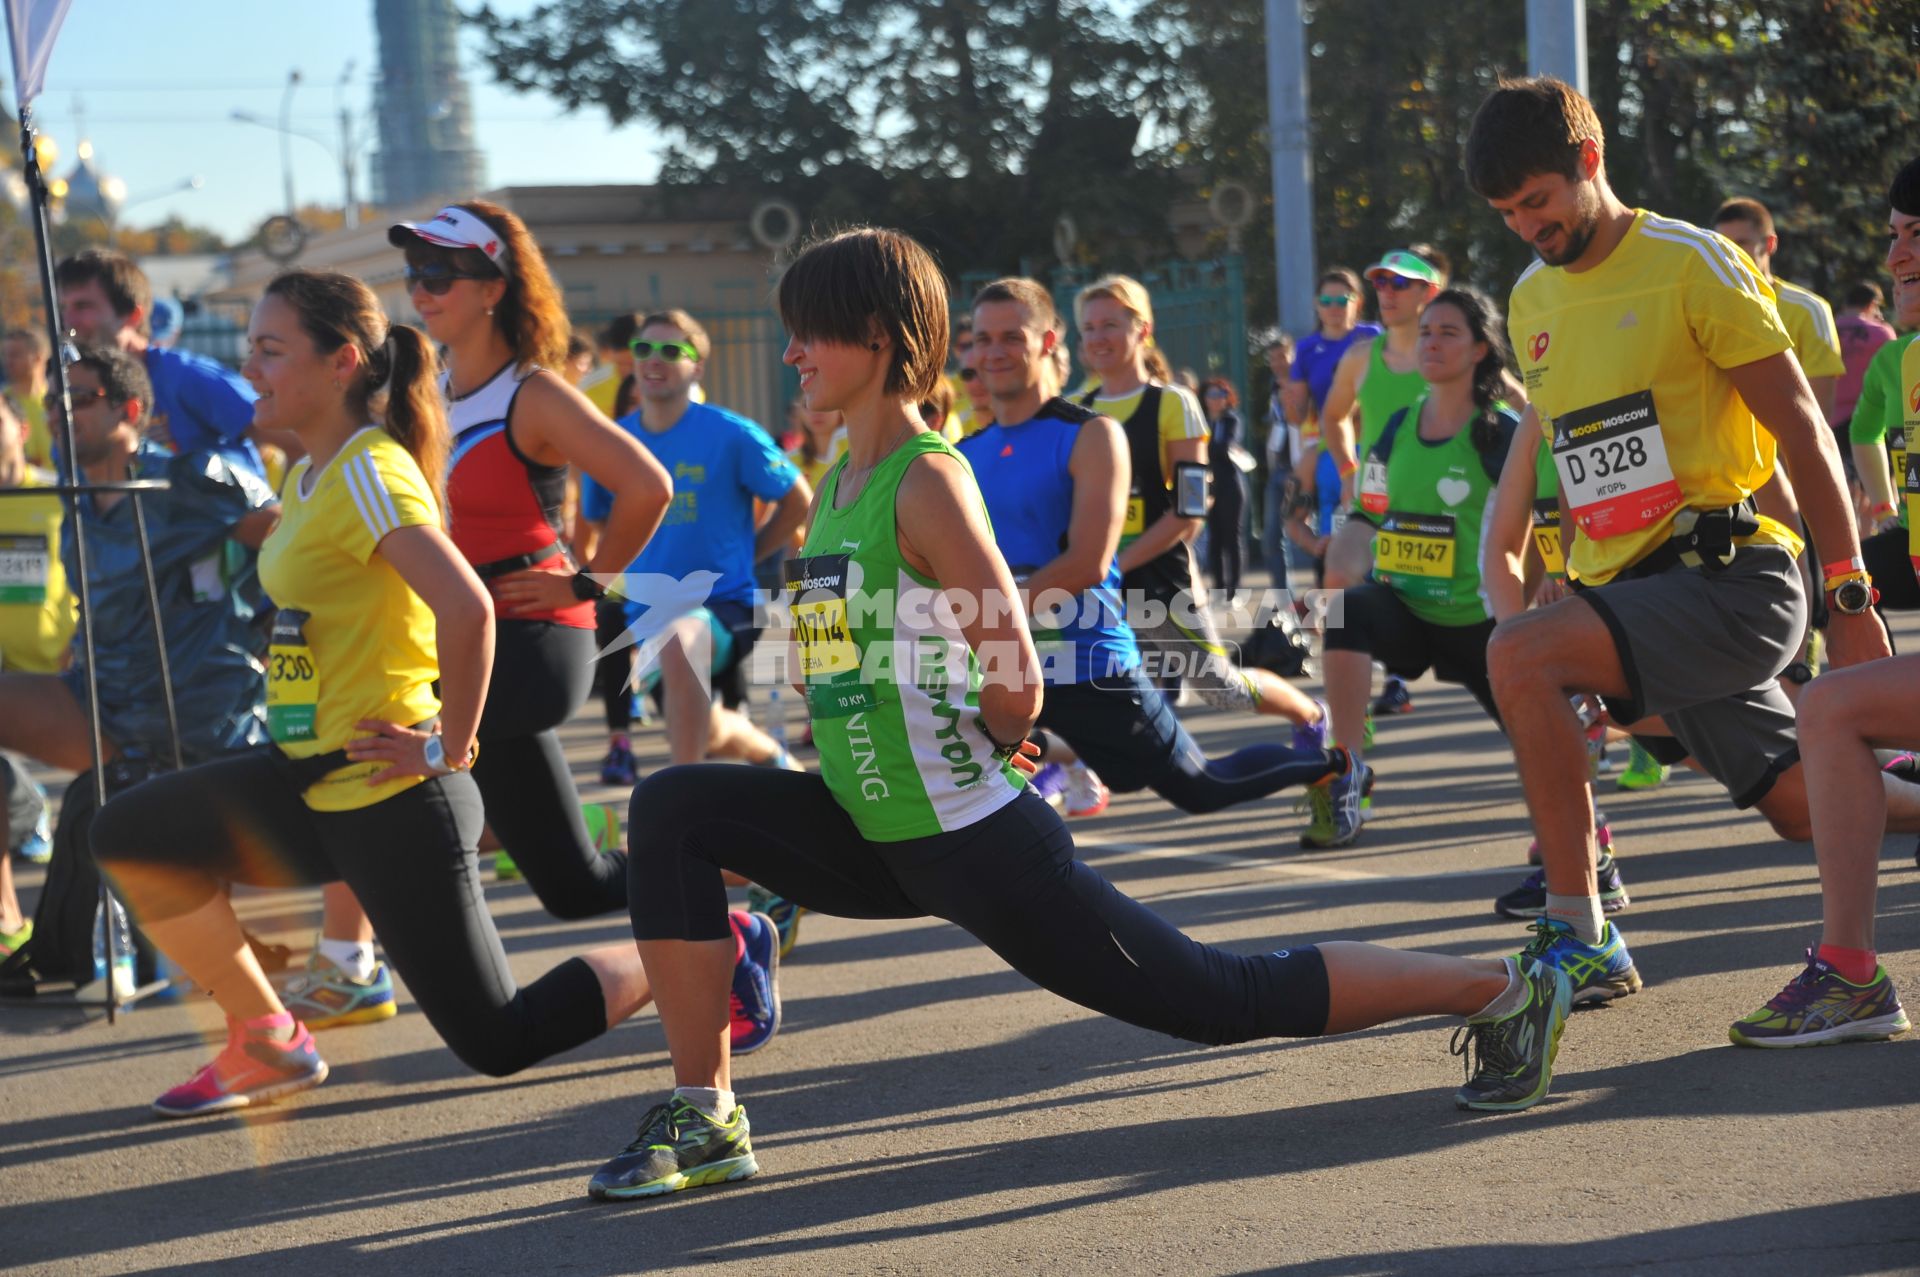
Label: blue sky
xmin=27 ymin=2 xmax=663 ymax=245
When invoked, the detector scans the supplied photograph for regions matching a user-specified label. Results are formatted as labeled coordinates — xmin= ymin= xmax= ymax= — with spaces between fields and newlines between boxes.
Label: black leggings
xmin=628 ymin=767 xmax=1330 ymax=1042
xmin=89 ymin=751 xmax=607 ymax=1077
xmin=477 ymin=620 xmax=625 ymax=919
xmin=1036 ymin=665 xmax=1336 ymax=813
xmin=594 ymin=599 xmax=634 ymax=733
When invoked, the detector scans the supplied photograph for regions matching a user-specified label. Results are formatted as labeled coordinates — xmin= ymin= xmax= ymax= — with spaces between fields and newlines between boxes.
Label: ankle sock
xmin=1545 ymin=892 xmax=1605 ymax=945
xmin=674 ymin=1086 xmax=736 ymax=1121
xmin=1470 ymin=957 xmax=1528 ymax=1022
xmin=1817 ymin=943 xmax=1877 ymax=984
xmin=610 ymin=733 xmax=631 ymax=752
xmin=242 ymin=1011 xmax=297 ymax=1043
xmin=317 ymin=938 xmax=377 ymax=983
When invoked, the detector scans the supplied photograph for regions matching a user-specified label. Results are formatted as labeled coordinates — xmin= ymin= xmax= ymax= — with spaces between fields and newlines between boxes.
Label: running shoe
xmin=1730 ymin=951 xmax=1911 ymax=1048
xmin=1362 ymin=713 xmax=1375 ymax=752
xmin=493 ymin=850 xmax=522 ymax=881
xmin=587 ymin=1095 xmax=758 ymax=1200
xmin=17 ymin=783 xmax=50 ymax=863
xmin=745 ymin=885 xmax=807 ymax=960
xmin=1029 ymin=762 xmax=1068 ymax=810
xmin=1298 ymin=751 xmax=1368 ymax=849
xmin=1519 ymin=918 xmax=1642 ymax=1004
xmin=0 ymin=919 xmax=29 ymax=960
xmin=151 ymin=1019 xmax=328 ymax=1118
xmin=281 ymin=951 xmax=398 ymax=1029
xmin=730 ymin=910 xmax=782 ymax=1055
xmin=1495 ymin=847 xmax=1629 ymax=921
xmin=1525 ymin=811 xmax=1611 ymax=866
xmin=1291 ymin=701 xmax=1331 ymax=755
xmin=584 ymin=801 xmax=623 ymax=854
xmin=600 ymin=740 xmax=638 ymax=787
xmin=1616 ymin=739 xmax=1670 ymax=791
xmin=1064 ymin=764 xmax=1109 ymax=819
xmin=1371 ymin=676 xmax=1413 ymax=717
xmin=1452 ymin=958 xmax=1572 ymax=1112
xmin=1880 ymin=756 xmax=1920 ymax=868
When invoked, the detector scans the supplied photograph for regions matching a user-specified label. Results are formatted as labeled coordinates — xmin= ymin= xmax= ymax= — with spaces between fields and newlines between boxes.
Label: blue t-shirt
xmin=582 ymin=399 xmax=799 ymax=609
xmin=61 ymin=441 xmax=275 ymax=761
xmin=1290 ymin=323 xmax=1381 ymax=412
xmin=955 ymin=400 xmax=1139 ymax=685
xmin=145 ymin=346 xmax=263 ymax=475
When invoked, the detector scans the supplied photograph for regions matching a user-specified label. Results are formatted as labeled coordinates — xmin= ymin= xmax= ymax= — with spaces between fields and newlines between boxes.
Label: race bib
xmin=1550 ymin=391 xmax=1682 ymax=540
xmin=1374 ymin=511 xmax=1457 ymax=579
xmin=0 ymin=533 xmax=49 ymax=604
xmin=1906 ymin=451 xmax=1920 ymax=573
xmin=1531 ymin=498 xmax=1566 ymax=576
xmin=786 ymin=553 xmax=874 ymax=719
xmin=266 ymin=608 xmax=319 ymax=744
xmin=1358 ymin=454 xmax=1389 ymax=518
xmin=1123 ymin=495 xmax=1146 ymax=537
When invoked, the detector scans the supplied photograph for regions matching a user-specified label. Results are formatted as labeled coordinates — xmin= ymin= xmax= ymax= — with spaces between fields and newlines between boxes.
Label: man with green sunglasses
xmin=579 ymin=309 xmax=810 ymax=774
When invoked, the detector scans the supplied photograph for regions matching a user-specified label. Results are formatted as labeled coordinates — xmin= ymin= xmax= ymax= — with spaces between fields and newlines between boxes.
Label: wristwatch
xmin=422 ymin=734 xmax=474 ymax=775
xmin=569 ymin=570 xmax=609 ymax=602
xmin=1829 ymin=576 xmax=1877 ymax=615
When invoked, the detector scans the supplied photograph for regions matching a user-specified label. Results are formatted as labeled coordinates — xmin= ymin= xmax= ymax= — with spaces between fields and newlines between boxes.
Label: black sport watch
xmin=569 ymin=570 xmax=609 ymax=602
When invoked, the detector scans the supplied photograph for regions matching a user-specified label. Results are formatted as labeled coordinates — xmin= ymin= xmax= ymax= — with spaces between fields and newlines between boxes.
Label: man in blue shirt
xmin=54 ymin=249 xmax=292 ymax=476
xmin=580 ymin=309 xmax=810 ymax=766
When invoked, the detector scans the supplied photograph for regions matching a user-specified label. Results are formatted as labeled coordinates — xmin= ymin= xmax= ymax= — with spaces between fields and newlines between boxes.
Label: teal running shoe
xmin=746 ymin=884 xmax=806 ymax=960
xmin=1731 ymin=951 xmax=1911 ymax=1048
xmin=1452 ymin=958 xmax=1573 ymax=1111
xmin=587 ymin=1096 xmax=758 ymax=1199
xmin=282 ymin=951 xmax=398 ymax=1029
xmin=1520 ymin=917 xmax=1642 ymax=1004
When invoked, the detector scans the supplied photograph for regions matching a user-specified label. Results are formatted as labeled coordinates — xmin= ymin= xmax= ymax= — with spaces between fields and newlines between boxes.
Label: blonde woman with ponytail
xmin=92 ymin=269 xmax=662 ymax=1118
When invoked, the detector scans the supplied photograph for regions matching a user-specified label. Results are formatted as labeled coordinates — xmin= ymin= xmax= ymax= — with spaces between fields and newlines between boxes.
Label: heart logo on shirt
xmin=1437 ymin=476 xmax=1472 ymax=507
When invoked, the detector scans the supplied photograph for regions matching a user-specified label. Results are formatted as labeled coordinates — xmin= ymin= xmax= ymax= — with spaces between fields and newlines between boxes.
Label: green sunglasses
xmin=631 ymin=338 xmax=700 ymax=362
xmin=1316 ymin=293 xmax=1352 ymax=306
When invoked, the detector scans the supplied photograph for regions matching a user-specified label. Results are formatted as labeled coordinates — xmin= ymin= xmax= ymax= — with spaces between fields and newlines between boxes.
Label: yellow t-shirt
xmin=10 ymin=393 xmax=52 ymax=470
xmin=957 ymin=403 xmax=994 ymax=439
xmin=582 ymin=365 xmax=622 ymax=418
xmin=1773 ymin=279 xmax=1845 ymax=381
xmin=1081 ymin=381 xmax=1210 ymax=489
xmin=787 ymin=426 xmax=847 ymax=495
xmin=1509 ymin=209 xmax=1800 ymax=584
xmin=257 ymin=428 xmax=443 ymax=812
xmin=0 ymin=466 xmax=75 ymax=673
xmin=1901 ymin=338 xmax=1920 ymax=559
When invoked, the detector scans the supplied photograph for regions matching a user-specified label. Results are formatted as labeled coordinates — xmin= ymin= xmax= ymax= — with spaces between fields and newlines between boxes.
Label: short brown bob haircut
xmin=1712 ymin=196 xmax=1775 ymax=239
xmin=1464 ymin=76 xmax=1605 ymax=201
xmin=777 ymin=228 xmax=949 ymax=402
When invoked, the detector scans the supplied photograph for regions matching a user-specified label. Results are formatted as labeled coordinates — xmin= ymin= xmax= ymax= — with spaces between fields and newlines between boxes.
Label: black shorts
xmin=1322 ymin=583 xmax=1500 ymax=721
xmin=1863 ymin=525 xmax=1920 ymax=614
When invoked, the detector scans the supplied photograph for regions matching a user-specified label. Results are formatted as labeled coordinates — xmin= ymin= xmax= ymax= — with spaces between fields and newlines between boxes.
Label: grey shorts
xmin=1579 ymin=545 xmax=1806 ymax=808
xmin=3 ymin=753 xmax=46 ymax=855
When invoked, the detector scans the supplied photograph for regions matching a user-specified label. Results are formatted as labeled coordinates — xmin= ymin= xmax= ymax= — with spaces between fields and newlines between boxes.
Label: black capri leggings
xmin=1036 ymin=665 xmax=1337 ymax=814
xmin=628 ymin=767 xmax=1331 ymax=1043
xmin=476 ymin=620 xmax=626 ymax=920
xmin=90 ymin=750 xmax=607 ymax=1077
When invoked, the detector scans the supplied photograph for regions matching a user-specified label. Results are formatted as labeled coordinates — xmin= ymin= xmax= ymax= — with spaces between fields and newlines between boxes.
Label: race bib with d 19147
xmin=1374 ymin=511 xmax=1457 ymax=580
xmin=266 ymin=608 xmax=319 ymax=744
xmin=1549 ymin=390 xmax=1682 ymax=540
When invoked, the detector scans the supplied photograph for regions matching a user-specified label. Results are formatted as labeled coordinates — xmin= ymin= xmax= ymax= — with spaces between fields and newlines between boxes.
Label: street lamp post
xmin=279 ymin=68 xmax=301 ymax=216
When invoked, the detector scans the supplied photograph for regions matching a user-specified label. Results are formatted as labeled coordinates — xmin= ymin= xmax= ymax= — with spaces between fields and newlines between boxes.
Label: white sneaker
xmin=1063 ymin=764 xmax=1109 ymax=818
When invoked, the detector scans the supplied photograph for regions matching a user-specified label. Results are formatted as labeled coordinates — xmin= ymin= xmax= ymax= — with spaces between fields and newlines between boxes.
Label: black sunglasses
xmin=404 ymin=267 xmax=495 ymax=296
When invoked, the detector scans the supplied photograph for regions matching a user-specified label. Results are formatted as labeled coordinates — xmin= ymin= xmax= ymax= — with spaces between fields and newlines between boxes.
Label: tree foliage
xmin=468 ymin=0 xmax=1920 ymax=327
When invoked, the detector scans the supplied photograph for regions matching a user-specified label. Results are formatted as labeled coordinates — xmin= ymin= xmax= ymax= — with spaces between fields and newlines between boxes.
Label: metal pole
xmin=1527 ymin=0 xmax=1589 ymax=96
xmin=339 ymin=107 xmax=358 ymax=229
xmin=279 ymin=69 xmax=301 ymax=215
xmin=17 ymin=104 xmax=116 ymax=1020
xmin=1265 ymin=0 xmax=1318 ymax=341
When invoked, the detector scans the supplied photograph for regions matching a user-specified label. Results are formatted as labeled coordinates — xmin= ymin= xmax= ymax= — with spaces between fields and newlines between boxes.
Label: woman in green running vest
xmin=584 ymin=231 xmax=1580 ymax=1201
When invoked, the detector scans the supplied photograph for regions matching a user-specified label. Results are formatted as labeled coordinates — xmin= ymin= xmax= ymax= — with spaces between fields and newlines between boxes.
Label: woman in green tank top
xmin=585 ymin=233 xmax=1580 ymax=1203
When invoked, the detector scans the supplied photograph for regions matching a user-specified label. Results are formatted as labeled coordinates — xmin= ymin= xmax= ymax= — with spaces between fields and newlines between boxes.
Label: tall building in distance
xmin=371 ymin=0 xmax=486 ymax=209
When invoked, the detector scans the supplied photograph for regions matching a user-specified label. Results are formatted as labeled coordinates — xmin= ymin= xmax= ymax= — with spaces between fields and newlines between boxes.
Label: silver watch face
xmin=1835 ymin=580 xmax=1873 ymax=613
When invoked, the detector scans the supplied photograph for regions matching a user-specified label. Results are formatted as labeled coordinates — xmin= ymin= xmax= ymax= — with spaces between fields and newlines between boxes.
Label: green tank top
xmin=1368 ymin=394 xmax=1519 ymax=626
xmin=1352 ymin=335 xmax=1428 ymax=514
xmin=786 ymin=430 xmax=1024 ymax=842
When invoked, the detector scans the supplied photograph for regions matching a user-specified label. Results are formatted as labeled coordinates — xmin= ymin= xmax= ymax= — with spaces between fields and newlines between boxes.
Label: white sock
xmin=1544 ymin=892 xmax=1605 ymax=946
xmin=1469 ymin=958 xmax=1528 ymax=1022
xmin=673 ymin=1086 xmax=736 ymax=1121
xmin=316 ymin=938 xmax=377 ymax=983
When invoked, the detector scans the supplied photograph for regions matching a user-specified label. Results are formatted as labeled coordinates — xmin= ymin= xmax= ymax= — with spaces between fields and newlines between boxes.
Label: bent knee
xmin=448 ymin=1039 xmax=531 ymax=1079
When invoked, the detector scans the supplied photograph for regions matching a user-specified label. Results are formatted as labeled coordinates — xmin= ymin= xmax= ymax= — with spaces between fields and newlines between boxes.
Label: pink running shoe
xmin=1064 ymin=764 xmax=1109 ymax=818
xmin=152 ymin=1017 xmax=329 ymax=1118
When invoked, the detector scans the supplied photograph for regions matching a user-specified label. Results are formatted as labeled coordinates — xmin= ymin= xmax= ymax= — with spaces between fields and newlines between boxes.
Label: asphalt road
xmin=4 ymin=599 xmax=1918 ymax=1275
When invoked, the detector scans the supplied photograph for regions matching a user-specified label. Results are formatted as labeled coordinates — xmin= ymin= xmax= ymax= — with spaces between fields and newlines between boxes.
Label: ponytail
xmin=378 ymin=324 xmax=449 ymax=514
xmin=1143 ymin=345 xmax=1173 ymax=384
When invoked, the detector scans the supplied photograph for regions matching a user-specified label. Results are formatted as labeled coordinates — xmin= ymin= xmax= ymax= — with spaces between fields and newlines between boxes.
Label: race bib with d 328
xmin=1550 ymin=390 xmax=1682 ymax=540
xmin=266 ymin=608 xmax=319 ymax=744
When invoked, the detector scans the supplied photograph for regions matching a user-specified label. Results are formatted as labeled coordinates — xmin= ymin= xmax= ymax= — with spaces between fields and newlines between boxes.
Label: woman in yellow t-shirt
xmin=92 ymin=269 xmax=659 ymax=1119
xmin=0 ymin=393 xmax=74 ymax=673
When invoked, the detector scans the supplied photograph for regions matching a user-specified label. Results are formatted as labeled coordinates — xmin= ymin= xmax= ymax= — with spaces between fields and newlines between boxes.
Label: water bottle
xmin=92 ymin=894 xmax=136 ymax=1003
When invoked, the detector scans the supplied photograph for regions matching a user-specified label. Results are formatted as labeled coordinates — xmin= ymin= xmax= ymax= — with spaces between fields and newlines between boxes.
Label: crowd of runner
xmin=0 ymin=76 xmax=1914 ymax=1201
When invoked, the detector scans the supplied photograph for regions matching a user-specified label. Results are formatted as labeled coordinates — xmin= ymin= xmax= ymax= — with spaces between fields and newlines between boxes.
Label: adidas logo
xmin=1617 ymin=311 xmax=1639 ymax=329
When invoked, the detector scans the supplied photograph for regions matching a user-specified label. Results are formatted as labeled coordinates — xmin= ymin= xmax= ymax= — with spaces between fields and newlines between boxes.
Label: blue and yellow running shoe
xmin=746 ymin=884 xmax=806 ymax=960
xmin=587 ymin=1095 xmax=758 ymax=1199
xmin=1519 ymin=917 xmax=1642 ymax=1004
xmin=1730 ymin=951 xmax=1911 ymax=1048
xmin=282 ymin=951 xmax=398 ymax=1029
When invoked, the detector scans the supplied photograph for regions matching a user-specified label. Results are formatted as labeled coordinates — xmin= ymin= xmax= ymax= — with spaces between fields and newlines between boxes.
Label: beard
xmin=1535 ymin=184 xmax=1603 ymax=267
